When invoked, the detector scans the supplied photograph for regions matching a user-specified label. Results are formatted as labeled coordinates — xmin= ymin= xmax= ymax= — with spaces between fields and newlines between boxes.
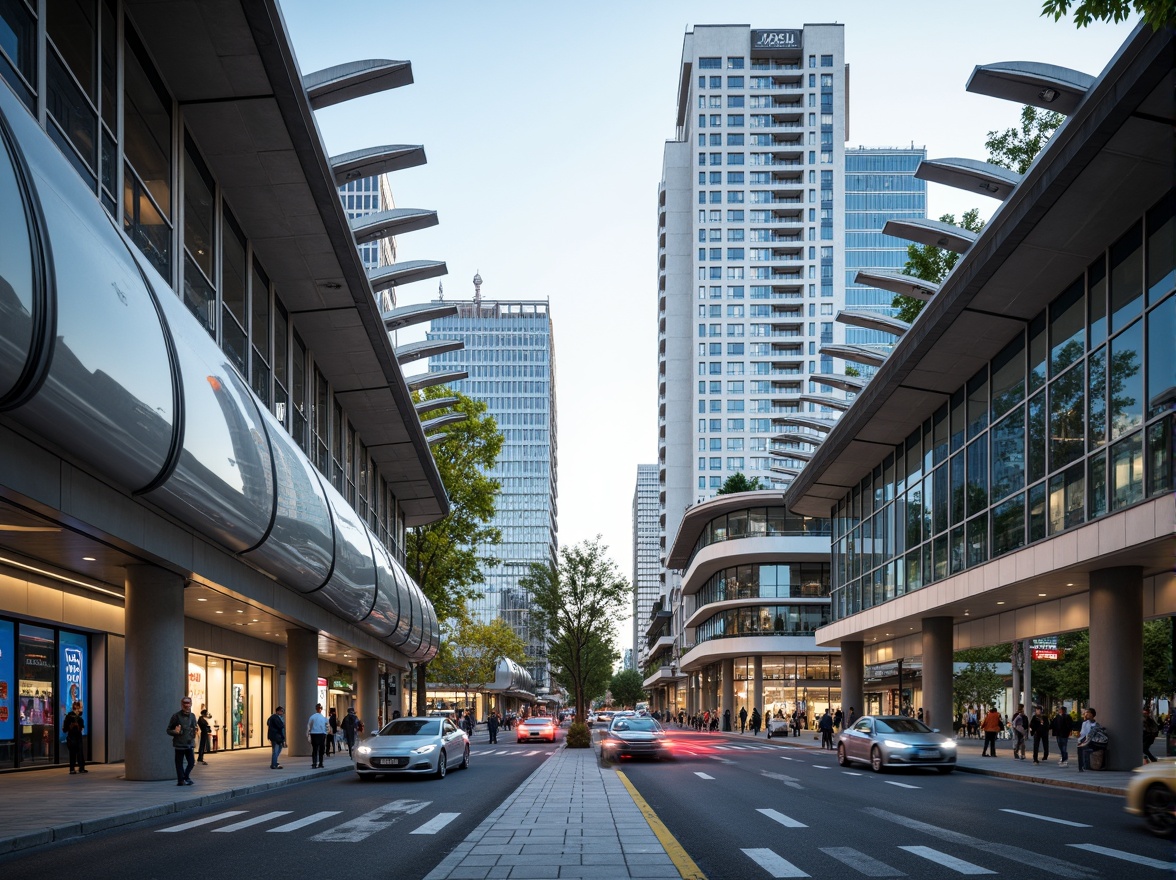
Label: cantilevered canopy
xmin=779 ymin=415 xmax=840 ymax=434
xmin=370 ymin=261 xmax=448 ymax=294
xmin=814 ymin=373 xmax=867 ymax=394
xmin=303 ymin=59 xmax=413 ymax=109
xmin=820 ymin=343 xmax=887 ymax=368
xmin=770 ymin=447 xmax=815 ymax=461
xmin=772 ymin=431 xmax=825 ymax=447
xmin=330 ymin=145 xmax=426 ymax=185
xmin=352 ymin=208 xmax=439 ymax=244
xmin=883 ymin=217 xmax=977 ymax=254
xmin=836 ymin=309 xmax=910 ymax=337
xmin=395 ymin=339 xmax=464 ymax=365
xmin=966 ymin=61 xmax=1094 ymax=115
xmin=771 ymin=465 xmax=801 ymax=476
xmin=854 ymin=270 xmax=939 ymax=301
xmin=414 ymin=396 xmax=459 ymax=417
xmin=798 ymin=393 xmax=850 ymax=411
xmin=916 ymin=157 xmax=1022 ymax=201
xmin=420 ymin=412 xmax=468 ymax=434
xmin=406 ymin=369 xmax=467 ymax=392
xmin=381 ymin=301 xmax=456 ymax=332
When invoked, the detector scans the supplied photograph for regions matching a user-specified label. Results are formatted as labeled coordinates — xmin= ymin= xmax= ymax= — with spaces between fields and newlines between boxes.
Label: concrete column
xmin=286 ymin=628 xmax=318 ymax=758
xmin=721 ymin=657 xmax=735 ymax=728
xmin=124 ymin=565 xmax=186 ymax=781
xmin=356 ymin=657 xmax=379 ymax=728
xmin=840 ymin=640 xmax=864 ymax=723
xmin=921 ymin=617 xmax=954 ymax=733
xmin=1023 ymin=646 xmax=1033 ymax=712
xmin=752 ymin=656 xmax=764 ymax=718
xmin=1090 ymin=567 xmax=1143 ymax=771
xmin=1011 ymin=641 xmax=1022 ymax=711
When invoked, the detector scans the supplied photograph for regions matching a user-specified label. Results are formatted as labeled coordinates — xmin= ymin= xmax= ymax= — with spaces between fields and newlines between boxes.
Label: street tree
xmin=1041 ymin=0 xmax=1175 ymax=29
xmin=428 ymin=617 xmax=526 ymax=716
xmin=609 ymin=668 xmax=647 ymax=709
xmin=953 ymin=662 xmax=1005 ymax=715
xmin=717 ymin=472 xmax=763 ymax=494
xmin=407 ymin=386 xmax=503 ymax=714
xmin=521 ymin=537 xmax=629 ymax=731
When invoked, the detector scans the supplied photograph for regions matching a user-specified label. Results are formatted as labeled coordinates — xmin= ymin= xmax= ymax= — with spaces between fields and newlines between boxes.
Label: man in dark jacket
xmin=340 ymin=707 xmax=360 ymax=757
xmin=1029 ymin=705 xmax=1050 ymax=764
xmin=818 ymin=708 xmax=835 ymax=749
xmin=487 ymin=712 xmax=500 ymax=744
xmin=1050 ymin=705 xmax=1074 ymax=766
xmin=267 ymin=706 xmax=285 ymax=769
xmin=168 ymin=697 xmax=198 ymax=785
xmin=63 ymin=700 xmax=86 ymax=773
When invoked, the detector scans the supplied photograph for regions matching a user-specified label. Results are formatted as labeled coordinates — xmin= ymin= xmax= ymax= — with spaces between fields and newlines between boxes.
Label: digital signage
xmin=0 ymin=620 xmax=13 ymax=740
xmin=59 ymin=630 xmax=87 ymax=741
xmin=751 ymin=29 xmax=802 ymax=55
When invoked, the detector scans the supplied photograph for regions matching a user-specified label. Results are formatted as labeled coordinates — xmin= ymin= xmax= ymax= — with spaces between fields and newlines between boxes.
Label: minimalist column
xmin=1022 ymin=645 xmax=1033 ymax=712
xmin=840 ymin=640 xmax=864 ymax=722
xmin=752 ymin=656 xmax=764 ymax=718
xmin=721 ymin=657 xmax=735 ymax=728
xmin=1090 ymin=567 xmax=1143 ymax=771
xmin=286 ymin=628 xmax=318 ymax=758
xmin=1011 ymin=641 xmax=1022 ymax=712
xmin=124 ymin=565 xmax=186 ymax=781
xmin=356 ymin=657 xmax=379 ymax=727
xmin=921 ymin=617 xmax=953 ymax=733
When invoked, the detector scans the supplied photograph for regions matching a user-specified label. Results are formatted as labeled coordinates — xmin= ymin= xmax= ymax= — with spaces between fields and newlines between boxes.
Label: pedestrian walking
xmin=739 ymin=706 xmax=748 ymax=733
xmin=1143 ymin=707 xmax=1160 ymax=763
xmin=846 ymin=706 xmax=858 ymax=728
xmin=167 ymin=696 xmax=198 ymax=785
xmin=197 ymin=707 xmax=212 ymax=764
xmin=340 ymin=707 xmax=360 ymax=757
xmin=307 ymin=703 xmax=329 ymax=768
xmin=750 ymin=707 xmax=762 ymax=736
xmin=63 ymin=700 xmax=86 ymax=773
xmin=487 ymin=711 xmax=500 ymax=744
xmin=980 ymin=705 xmax=1002 ymax=756
xmin=326 ymin=707 xmax=338 ymax=756
xmin=723 ymin=708 xmax=732 ymax=732
xmin=462 ymin=712 xmax=474 ymax=737
xmin=1050 ymin=705 xmax=1074 ymax=766
xmin=818 ymin=708 xmax=834 ymax=749
xmin=267 ymin=706 xmax=285 ymax=769
xmin=1029 ymin=705 xmax=1050 ymax=764
xmin=833 ymin=707 xmax=843 ymax=732
xmin=1011 ymin=704 xmax=1028 ymax=760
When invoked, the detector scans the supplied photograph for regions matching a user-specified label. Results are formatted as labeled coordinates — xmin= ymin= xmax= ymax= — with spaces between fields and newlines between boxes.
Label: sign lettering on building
xmin=751 ymin=29 xmax=802 ymax=56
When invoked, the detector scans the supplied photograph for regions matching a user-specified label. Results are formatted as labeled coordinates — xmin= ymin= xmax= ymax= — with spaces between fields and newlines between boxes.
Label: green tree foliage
xmin=1041 ymin=0 xmax=1175 ymax=29
xmin=955 ymin=644 xmax=1012 ymax=664
xmin=985 ymin=106 xmax=1066 ymax=175
xmin=893 ymin=209 xmax=985 ymax=322
xmin=953 ymin=662 xmax=1006 ymax=714
xmin=609 ymin=668 xmax=648 ymax=709
xmin=522 ymin=537 xmax=629 ymax=731
xmin=1142 ymin=619 xmax=1174 ymax=705
xmin=407 ymin=386 xmax=503 ymax=713
xmin=428 ymin=617 xmax=526 ymax=712
xmin=717 ymin=472 xmax=763 ymax=495
xmin=1030 ymin=631 xmax=1091 ymax=705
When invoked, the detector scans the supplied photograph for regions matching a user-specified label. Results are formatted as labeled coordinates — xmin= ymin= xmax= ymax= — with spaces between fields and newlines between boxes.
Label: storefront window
xmin=231 ymin=661 xmax=247 ymax=748
xmin=0 ymin=619 xmax=14 ymax=765
xmin=58 ymin=630 xmax=87 ymax=750
xmin=18 ymin=624 xmax=56 ymax=766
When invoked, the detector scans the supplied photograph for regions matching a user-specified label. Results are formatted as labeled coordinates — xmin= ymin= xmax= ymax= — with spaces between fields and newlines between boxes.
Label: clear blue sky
xmin=281 ymin=1 xmax=1133 ymax=648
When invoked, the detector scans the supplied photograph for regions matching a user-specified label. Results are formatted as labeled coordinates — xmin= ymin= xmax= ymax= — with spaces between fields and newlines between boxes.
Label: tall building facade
xmin=632 ymin=464 xmax=661 ymax=667
xmin=427 ymin=289 xmax=558 ymax=691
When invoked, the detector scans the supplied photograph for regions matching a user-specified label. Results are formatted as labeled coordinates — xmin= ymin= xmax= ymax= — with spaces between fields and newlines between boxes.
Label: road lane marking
xmin=898 ymin=846 xmax=995 ymax=874
xmin=709 ymin=755 xmax=736 ymax=764
xmin=1067 ymin=843 xmax=1176 ymax=870
xmin=780 ymin=756 xmax=798 ymax=761
xmin=756 ymin=808 xmax=807 ymax=828
xmin=311 ymin=799 xmax=430 ymax=843
xmin=615 ymin=770 xmax=706 ymax=880
xmin=523 ymin=749 xmax=540 ymax=756
xmin=411 ymin=812 xmax=460 ymax=835
xmin=842 ymin=771 xmax=864 ymax=776
xmin=760 ymin=770 xmax=803 ymax=789
xmin=999 ymin=808 xmax=1089 ymax=827
xmin=157 ymin=811 xmax=246 ymax=832
xmin=694 ymin=772 xmax=715 ymax=779
xmin=267 ymin=811 xmax=342 ymax=832
xmin=884 ymin=781 xmax=920 ymax=789
xmin=820 ymin=846 xmax=906 ymax=877
xmin=812 ymin=764 xmax=830 ymax=769
xmin=212 ymin=811 xmax=292 ymax=832
xmin=742 ymin=848 xmax=809 ymax=878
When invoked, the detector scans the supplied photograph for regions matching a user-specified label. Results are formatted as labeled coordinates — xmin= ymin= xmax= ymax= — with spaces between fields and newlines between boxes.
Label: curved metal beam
xmin=882 ymin=217 xmax=977 ymax=254
xmin=415 ymin=396 xmax=459 ymax=416
xmin=370 ymin=260 xmax=448 ymax=294
xmin=854 ymin=270 xmax=939 ymax=302
xmin=820 ymin=343 xmax=888 ymax=368
xmin=915 ymin=157 xmax=1022 ymax=201
xmin=406 ymin=369 xmax=467 ymax=392
xmin=420 ymin=412 xmax=468 ymax=433
xmin=813 ymin=373 xmax=867 ymax=394
xmin=303 ymin=59 xmax=413 ymax=109
xmin=331 ymin=145 xmax=426 ymax=185
xmin=771 ymin=430 xmax=826 ymax=447
xmin=352 ymin=208 xmax=438 ymax=244
xmin=798 ymin=393 xmax=850 ymax=411
xmin=836 ymin=309 xmax=910 ymax=336
xmin=382 ymin=301 xmax=457 ymax=332
xmin=779 ymin=415 xmax=840 ymax=434
xmin=395 ymin=339 xmax=464 ymax=365
xmin=770 ymin=447 xmax=815 ymax=461
xmin=966 ymin=60 xmax=1094 ymax=115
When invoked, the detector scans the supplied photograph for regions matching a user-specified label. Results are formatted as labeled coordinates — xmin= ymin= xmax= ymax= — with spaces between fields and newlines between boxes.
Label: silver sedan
xmin=837 ymin=715 xmax=957 ymax=773
xmin=355 ymin=716 xmax=470 ymax=779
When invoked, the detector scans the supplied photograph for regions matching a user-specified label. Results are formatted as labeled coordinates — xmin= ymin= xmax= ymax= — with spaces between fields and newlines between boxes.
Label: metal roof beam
xmin=303 ymin=59 xmax=413 ymax=109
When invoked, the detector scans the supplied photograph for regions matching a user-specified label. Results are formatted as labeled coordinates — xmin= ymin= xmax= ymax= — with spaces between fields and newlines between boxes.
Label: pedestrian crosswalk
xmin=156 ymin=801 xmax=461 ymax=841
xmin=470 ymin=748 xmax=556 ymax=757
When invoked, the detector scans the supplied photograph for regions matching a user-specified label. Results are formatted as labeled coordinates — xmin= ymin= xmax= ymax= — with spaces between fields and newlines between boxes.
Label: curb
xmin=0 ymin=763 xmax=353 ymax=855
xmin=952 ymin=763 xmax=1127 ymax=795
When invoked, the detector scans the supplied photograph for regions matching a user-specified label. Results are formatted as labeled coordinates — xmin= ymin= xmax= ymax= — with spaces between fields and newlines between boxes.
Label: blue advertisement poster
xmin=58 ymin=630 xmax=87 ymax=742
xmin=0 ymin=620 xmax=12 ymax=740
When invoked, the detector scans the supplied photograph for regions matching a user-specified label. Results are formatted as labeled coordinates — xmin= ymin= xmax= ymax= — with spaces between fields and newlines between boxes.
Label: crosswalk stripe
xmin=820 ymin=846 xmax=906 ymax=877
xmin=212 ymin=811 xmax=292 ymax=832
xmin=694 ymin=772 xmax=715 ymax=779
xmin=898 ymin=846 xmax=995 ymax=875
xmin=411 ymin=812 xmax=461 ymax=835
xmin=524 ymin=749 xmax=540 ymax=756
xmin=157 ymin=811 xmax=247 ymax=832
xmin=742 ymin=848 xmax=809 ymax=878
xmin=999 ymin=808 xmax=1089 ymax=827
xmin=1067 ymin=843 xmax=1176 ymax=870
xmin=310 ymin=799 xmax=430 ymax=843
xmin=756 ymin=808 xmax=806 ymax=828
xmin=267 ymin=811 xmax=342 ymax=832
xmin=884 ymin=781 xmax=920 ymax=789
xmin=812 ymin=765 xmax=830 ymax=769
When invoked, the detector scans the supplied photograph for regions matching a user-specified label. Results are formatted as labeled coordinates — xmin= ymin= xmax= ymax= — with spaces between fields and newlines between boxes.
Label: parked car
xmin=354 ymin=716 xmax=469 ymax=779
xmin=517 ymin=716 xmax=557 ymax=743
xmin=1124 ymin=758 xmax=1176 ymax=838
xmin=836 ymin=715 xmax=956 ymax=773
xmin=600 ymin=716 xmax=672 ymax=762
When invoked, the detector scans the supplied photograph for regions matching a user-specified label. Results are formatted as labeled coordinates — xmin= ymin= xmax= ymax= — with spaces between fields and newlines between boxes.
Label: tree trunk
xmin=415 ymin=663 xmax=428 ymax=716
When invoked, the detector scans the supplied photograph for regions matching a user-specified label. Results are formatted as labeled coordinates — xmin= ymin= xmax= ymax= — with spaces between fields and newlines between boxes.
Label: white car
xmin=355 ymin=716 xmax=469 ymax=779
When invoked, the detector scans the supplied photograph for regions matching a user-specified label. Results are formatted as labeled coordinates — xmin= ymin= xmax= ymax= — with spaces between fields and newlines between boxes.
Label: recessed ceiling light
xmin=196 ymin=597 xmax=207 ymax=602
xmin=996 ymin=601 xmax=1005 ymax=605
xmin=1038 ymin=593 xmax=1047 ymax=597
xmin=82 ymin=556 xmax=95 ymax=562
xmin=252 ymin=619 xmax=259 ymax=622
xmin=215 ymin=610 xmax=224 ymax=614
xmin=1066 ymin=583 xmax=1073 ymax=586
xmin=236 ymin=609 xmax=244 ymax=614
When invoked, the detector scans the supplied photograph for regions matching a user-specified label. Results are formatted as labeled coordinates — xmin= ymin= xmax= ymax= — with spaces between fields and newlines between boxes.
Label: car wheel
xmin=837 ymin=744 xmax=849 ymax=767
xmin=1143 ymin=782 xmax=1176 ymax=838
xmin=870 ymin=746 xmax=884 ymax=773
xmin=937 ymin=765 xmax=954 ymax=775
xmin=436 ymin=750 xmax=447 ymax=779
xmin=461 ymin=745 xmax=470 ymax=770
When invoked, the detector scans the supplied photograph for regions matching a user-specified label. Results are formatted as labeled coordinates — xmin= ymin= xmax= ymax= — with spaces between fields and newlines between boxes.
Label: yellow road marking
xmin=615 ymin=768 xmax=707 ymax=880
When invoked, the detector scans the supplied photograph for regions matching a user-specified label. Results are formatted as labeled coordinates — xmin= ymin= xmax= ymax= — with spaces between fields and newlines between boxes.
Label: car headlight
xmin=357 ymin=746 xmax=372 ymax=755
xmin=411 ymin=744 xmax=437 ymax=755
xmin=883 ymin=740 xmax=912 ymax=749
xmin=940 ymin=741 xmax=956 ymax=749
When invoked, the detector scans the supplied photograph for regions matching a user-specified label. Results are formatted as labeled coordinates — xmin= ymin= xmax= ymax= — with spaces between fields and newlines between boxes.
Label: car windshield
xmin=379 ymin=719 xmax=439 ymax=737
xmin=874 ymin=718 xmax=932 ymax=734
xmin=612 ymin=719 xmax=661 ymax=732
xmin=525 ymin=718 xmax=552 ymax=726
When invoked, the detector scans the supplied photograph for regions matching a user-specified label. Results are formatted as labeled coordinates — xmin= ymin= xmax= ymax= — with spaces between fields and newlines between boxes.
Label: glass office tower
xmin=632 ymin=464 xmax=661 ymax=668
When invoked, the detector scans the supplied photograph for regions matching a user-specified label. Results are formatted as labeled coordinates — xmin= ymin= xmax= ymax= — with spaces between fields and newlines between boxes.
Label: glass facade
xmin=632 ymin=464 xmax=660 ymax=667
xmin=694 ymin=562 xmax=830 ymax=606
xmin=186 ymin=652 xmax=273 ymax=751
xmin=830 ymin=191 xmax=1175 ymax=621
xmin=686 ymin=506 xmax=830 ymax=567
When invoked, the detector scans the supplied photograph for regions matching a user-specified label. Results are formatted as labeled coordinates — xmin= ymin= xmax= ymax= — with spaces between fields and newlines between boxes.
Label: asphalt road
xmin=0 ymin=736 xmax=560 ymax=880
xmin=617 ymin=729 xmax=1174 ymax=879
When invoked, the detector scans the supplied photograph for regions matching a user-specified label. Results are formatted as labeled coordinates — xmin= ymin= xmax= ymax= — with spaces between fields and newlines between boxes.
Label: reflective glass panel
xmin=1147 ymin=193 xmax=1175 ymax=303
xmin=1049 ymin=280 xmax=1084 ymax=376
xmin=1049 ymin=362 xmax=1084 ymax=472
xmin=1109 ymin=318 xmax=1143 ymax=439
xmin=1109 ymin=432 xmax=1144 ymax=511
xmin=1109 ymin=221 xmax=1143 ymax=331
